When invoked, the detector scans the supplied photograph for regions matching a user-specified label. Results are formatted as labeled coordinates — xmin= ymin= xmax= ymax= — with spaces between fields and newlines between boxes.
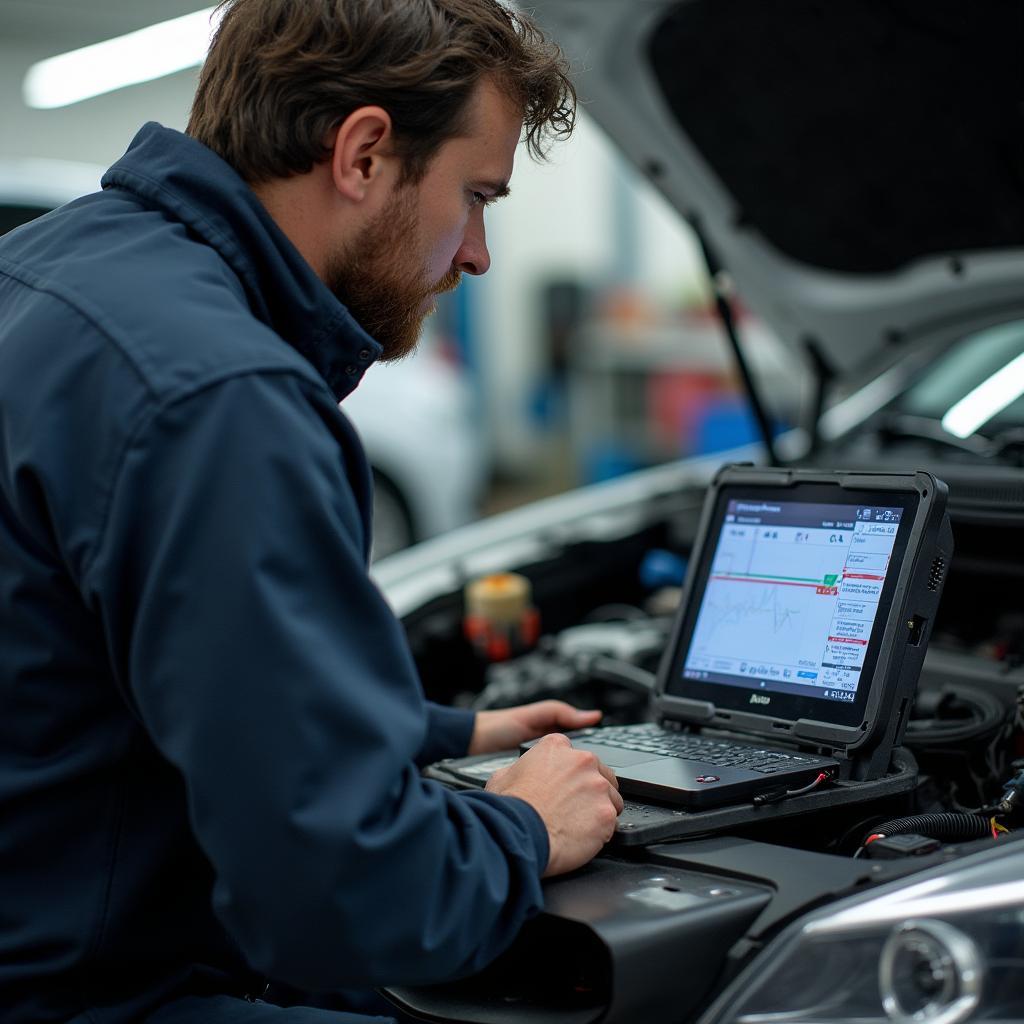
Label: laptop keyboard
xmin=592 ymin=724 xmax=824 ymax=774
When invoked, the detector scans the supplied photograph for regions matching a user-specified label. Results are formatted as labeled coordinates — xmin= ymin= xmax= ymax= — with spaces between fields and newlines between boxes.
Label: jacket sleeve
xmin=418 ymin=703 xmax=476 ymax=767
xmin=82 ymin=370 xmax=548 ymax=992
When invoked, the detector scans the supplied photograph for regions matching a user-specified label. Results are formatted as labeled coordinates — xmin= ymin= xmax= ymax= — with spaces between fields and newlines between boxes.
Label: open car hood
xmin=532 ymin=0 xmax=1024 ymax=379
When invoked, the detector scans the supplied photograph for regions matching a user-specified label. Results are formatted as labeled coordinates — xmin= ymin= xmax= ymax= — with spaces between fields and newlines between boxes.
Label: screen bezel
xmin=661 ymin=482 xmax=921 ymax=729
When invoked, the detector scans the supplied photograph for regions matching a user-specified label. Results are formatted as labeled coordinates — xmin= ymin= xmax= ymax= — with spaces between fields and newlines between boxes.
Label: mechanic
xmin=0 ymin=1 xmax=624 ymax=1021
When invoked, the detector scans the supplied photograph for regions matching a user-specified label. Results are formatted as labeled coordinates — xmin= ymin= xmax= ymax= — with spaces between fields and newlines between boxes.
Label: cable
xmin=853 ymin=832 xmax=899 ymax=858
xmin=905 ymin=683 xmax=1015 ymax=812
xmin=858 ymin=813 xmax=992 ymax=848
xmin=784 ymin=772 xmax=830 ymax=797
xmin=752 ymin=771 xmax=830 ymax=805
xmin=905 ymin=684 xmax=1008 ymax=748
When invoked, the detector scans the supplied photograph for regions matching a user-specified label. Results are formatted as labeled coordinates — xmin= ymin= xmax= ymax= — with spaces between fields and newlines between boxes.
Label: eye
xmin=469 ymin=191 xmax=488 ymax=208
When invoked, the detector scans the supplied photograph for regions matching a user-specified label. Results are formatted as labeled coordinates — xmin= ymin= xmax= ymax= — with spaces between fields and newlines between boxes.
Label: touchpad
xmin=571 ymin=742 xmax=664 ymax=768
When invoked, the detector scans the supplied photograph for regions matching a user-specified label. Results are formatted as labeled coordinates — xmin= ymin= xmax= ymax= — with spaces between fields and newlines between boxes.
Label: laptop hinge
xmin=658 ymin=706 xmax=861 ymax=761
xmin=654 ymin=698 xmax=715 ymax=727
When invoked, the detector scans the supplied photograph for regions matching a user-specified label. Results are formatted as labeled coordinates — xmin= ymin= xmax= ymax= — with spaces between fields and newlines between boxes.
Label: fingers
xmin=499 ymin=733 xmax=624 ymax=875
xmin=589 ymin=754 xmax=623 ymax=817
xmin=607 ymin=782 xmax=624 ymax=816
xmin=535 ymin=731 xmax=572 ymax=750
xmin=605 ymin=807 xmax=620 ymax=842
xmin=525 ymin=700 xmax=602 ymax=730
xmin=562 ymin=705 xmax=602 ymax=725
xmin=546 ymin=737 xmax=622 ymax=814
xmin=581 ymin=750 xmax=623 ymax=816
xmin=596 ymin=788 xmax=622 ymax=843
xmin=594 ymin=757 xmax=620 ymax=791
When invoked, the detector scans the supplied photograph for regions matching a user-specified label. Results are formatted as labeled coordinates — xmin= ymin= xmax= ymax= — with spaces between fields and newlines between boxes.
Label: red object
xmin=647 ymin=371 xmax=730 ymax=454
xmin=487 ymin=635 xmax=511 ymax=662
xmin=463 ymin=611 xmax=539 ymax=663
xmin=522 ymin=608 xmax=541 ymax=647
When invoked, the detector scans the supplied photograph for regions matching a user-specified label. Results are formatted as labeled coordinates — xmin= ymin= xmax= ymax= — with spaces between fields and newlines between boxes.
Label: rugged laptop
xmin=528 ymin=466 xmax=953 ymax=809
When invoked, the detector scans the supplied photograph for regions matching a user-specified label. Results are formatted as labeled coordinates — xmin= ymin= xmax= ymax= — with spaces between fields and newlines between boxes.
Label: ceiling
xmin=1 ymin=0 xmax=211 ymax=49
xmin=0 ymin=1 xmax=211 ymax=165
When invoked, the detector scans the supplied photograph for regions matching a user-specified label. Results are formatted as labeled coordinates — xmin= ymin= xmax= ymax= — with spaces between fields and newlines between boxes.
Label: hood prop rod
xmin=693 ymin=224 xmax=778 ymax=466
xmin=804 ymin=341 xmax=834 ymax=457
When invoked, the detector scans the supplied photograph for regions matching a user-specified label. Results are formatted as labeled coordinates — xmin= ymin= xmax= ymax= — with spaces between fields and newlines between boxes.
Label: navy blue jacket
xmin=0 ymin=123 xmax=547 ymax=1023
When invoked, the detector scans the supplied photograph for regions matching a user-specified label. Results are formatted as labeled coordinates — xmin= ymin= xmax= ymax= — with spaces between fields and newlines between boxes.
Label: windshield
xmin=895 ymin=320 xmax=1024 ymax=440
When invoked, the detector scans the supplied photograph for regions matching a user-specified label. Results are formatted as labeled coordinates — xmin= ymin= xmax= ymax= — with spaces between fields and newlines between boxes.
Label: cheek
xmin=422 ymin=206 xmax=471 ymax=275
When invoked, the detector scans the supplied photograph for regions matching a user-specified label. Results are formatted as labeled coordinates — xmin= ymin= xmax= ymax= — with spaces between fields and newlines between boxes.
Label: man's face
xmin=326 ymin=78 xmax=523 ymax=361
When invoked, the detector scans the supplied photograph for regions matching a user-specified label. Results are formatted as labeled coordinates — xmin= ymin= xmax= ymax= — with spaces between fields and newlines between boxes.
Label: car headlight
xmin=878 ymin=919 xmax=981 ymax=1024
xmin=700 ymin=841 xmax=1024 ymax=1024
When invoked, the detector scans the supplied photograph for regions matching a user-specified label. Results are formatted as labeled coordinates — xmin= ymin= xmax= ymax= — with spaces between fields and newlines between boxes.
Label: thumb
xmin=556 ymin=705 xmax=602 ymax=728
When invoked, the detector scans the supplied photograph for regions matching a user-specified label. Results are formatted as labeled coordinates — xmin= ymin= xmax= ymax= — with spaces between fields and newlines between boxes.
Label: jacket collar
xmin=101 ymin=122 xmax=381 ymax=400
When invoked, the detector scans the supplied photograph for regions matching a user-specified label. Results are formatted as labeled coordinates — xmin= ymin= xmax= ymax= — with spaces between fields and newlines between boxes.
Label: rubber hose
xmin=867 ymin=813 xmax=991 ymax=844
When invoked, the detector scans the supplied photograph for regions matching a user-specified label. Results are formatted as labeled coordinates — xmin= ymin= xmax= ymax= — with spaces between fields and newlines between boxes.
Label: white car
xmin=344 ymin=344 xmax=486 ymax=559
xmin=0 ymin=158 xmax=485 ymax=558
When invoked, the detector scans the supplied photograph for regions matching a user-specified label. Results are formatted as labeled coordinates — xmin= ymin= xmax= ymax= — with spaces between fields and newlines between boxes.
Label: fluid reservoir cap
xmin=465 ymin=572 xmax=532 ymax=623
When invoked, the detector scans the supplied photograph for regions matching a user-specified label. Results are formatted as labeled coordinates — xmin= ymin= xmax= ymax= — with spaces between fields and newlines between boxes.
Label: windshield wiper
xmin=989 ymin=427 xmax=1024 ymax=464
xmin=874 ymin=414 xmax=1024 ymax=466
xmin=874 ymin=412 xmax=995 ymax=456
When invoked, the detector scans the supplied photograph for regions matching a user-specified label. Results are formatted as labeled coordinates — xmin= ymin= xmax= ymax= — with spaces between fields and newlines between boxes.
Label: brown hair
xmin=187 ymin=0 xmax=576 ymax=184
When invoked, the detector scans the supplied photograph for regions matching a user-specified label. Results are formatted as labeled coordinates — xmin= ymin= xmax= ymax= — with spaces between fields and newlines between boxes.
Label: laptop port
xmin=907 ymin=615 xmax=927 ymax=647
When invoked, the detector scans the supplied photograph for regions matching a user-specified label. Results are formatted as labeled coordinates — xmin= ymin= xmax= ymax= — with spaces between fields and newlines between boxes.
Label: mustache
xmin=433 ymin=268 xmax=462 ymax=295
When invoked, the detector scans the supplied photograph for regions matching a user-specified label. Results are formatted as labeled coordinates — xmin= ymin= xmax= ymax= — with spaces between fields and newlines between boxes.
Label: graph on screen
xmin=682 ymin=501 xmax=902 ymax=702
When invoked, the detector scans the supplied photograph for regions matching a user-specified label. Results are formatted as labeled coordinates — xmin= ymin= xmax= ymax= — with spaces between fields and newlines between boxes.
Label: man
xmin=0 ymin=1 xmax=623 ymax=1021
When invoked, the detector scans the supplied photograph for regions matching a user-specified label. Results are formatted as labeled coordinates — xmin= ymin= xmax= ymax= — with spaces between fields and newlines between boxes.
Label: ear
xmin=328 ymin=106 xmax=395 ymax=204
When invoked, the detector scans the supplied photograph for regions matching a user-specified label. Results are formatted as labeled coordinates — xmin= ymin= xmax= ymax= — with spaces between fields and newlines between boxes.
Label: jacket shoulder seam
xmin=0 ymin=254 xmax=156 ymax=399
xmin=104 ymin=171 xmax=258 ymax=295
xmin=81 ymin=367 xmax=338 ymax=588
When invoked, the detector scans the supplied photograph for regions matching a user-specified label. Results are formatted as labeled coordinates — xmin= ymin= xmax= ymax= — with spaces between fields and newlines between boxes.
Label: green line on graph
xmin=720 ymin=572 xmax=822 ymax=584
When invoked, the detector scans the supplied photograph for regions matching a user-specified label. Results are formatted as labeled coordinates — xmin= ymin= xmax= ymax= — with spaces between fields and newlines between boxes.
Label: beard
xmin=324 ymin=186 xmax=461 ymax=363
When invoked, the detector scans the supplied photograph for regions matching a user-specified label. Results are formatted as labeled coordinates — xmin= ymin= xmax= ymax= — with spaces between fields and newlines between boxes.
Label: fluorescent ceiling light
xmin=23 ymin=6 xmax=221 ymax=110
xmin=941 ymin=350 xmax=1024 ymax=438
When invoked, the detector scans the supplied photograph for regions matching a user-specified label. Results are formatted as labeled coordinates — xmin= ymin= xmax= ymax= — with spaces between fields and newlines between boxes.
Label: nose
xmin=453 ymin=211 xmax=490 ymax=276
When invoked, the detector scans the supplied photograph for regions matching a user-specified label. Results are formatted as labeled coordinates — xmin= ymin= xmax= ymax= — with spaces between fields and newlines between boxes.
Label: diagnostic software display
xmin=683 ymin=499 xmax=903 ymax=704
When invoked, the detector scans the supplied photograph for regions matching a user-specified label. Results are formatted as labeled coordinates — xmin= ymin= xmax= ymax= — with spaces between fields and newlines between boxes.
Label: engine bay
xmin=384 ymin=470 xmax=1024 ymax=1022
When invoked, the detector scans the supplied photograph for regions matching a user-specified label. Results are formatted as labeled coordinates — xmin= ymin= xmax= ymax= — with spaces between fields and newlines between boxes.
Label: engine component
xmin=860 ymin=813 xmax=992 ymax=850
xmin=462 ymin=572 xmax=540 ymax=662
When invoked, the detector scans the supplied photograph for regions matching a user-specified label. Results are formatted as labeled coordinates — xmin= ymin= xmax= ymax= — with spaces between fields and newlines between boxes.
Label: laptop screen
xmin=663 ymin=483 xmax=919 ymax=729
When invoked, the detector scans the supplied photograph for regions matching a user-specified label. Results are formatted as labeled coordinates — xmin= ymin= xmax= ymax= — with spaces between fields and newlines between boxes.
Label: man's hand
xmin=468 ymin=700 xmax=602 ymax=756
xmin=486 ymin=734 xmax=623 ymax=877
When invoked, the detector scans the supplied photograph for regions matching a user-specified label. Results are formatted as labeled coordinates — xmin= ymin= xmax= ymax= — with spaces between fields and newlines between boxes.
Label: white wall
xmin=0 ymin=38 xmax=709 ymax=475
xmin=473 ymin=110 xmax=706 ymax=471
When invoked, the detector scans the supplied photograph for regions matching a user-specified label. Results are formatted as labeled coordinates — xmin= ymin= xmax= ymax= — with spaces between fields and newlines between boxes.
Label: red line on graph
xmin=710 ymin=575 xmax=821 ymax=589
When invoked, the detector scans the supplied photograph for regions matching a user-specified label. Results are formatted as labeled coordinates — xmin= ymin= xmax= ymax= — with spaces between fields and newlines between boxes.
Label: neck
xmin=252 ymin=171 xmax=338 ymax=281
